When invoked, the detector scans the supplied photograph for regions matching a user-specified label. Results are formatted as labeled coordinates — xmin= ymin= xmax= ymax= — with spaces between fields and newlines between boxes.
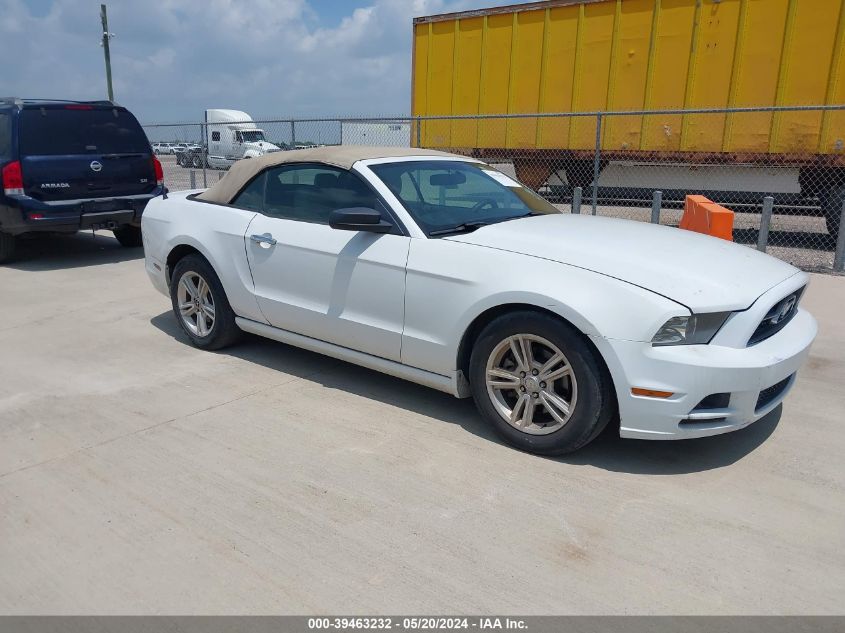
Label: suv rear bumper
xmin=0 ymin=189 xmax=164 ymax=235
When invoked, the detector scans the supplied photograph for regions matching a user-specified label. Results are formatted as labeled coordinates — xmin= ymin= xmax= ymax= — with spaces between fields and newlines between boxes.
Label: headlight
xmin=651 ymin=312 xmax=732 ymax=346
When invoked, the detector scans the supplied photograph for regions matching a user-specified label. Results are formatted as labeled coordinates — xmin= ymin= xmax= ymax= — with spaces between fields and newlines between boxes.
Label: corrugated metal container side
xmin=411 ymin=0 xmax=845 ymax=157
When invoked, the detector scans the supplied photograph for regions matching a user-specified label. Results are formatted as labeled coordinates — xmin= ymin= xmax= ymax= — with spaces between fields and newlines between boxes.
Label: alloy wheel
xmin=177 ymin=271 xmax=215 ymax=337
xmin=485 ymin=333 xmax=578 ymax=435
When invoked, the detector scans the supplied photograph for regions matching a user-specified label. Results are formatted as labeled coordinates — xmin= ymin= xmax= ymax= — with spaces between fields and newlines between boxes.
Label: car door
xmin=242 ymin=163 xmax=410 ymax=362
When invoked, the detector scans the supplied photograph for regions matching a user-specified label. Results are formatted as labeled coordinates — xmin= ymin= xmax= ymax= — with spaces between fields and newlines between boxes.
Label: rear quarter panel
xmin=141 ymin=192 xmax=266 ymax=324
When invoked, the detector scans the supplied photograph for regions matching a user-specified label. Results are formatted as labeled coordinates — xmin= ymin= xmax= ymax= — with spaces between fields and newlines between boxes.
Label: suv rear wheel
xmin=0 ymin=232 xmax=16 ymax=264
xmin=112 ymin=225 xmax=143 ymax=247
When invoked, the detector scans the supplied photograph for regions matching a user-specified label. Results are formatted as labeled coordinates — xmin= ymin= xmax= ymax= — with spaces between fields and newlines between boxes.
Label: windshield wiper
xmin=428 ymin=221 xmax=491 ymax=236
xmin=428 ymin=214 xmax=535 ymax=237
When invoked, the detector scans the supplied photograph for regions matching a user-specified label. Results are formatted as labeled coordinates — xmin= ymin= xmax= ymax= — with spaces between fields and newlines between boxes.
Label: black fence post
xmin=571 ymin=186 xmax=582 ymax=214
xmin=758 ymin=196 xmax=774 ymax=252
xmin=200 ymin=123 xmax=207 ymax=188
xmin=651 ymin=190 xmax=663 ymax=224
xmin=834 ymin=199 xmax=845 ymax=272
xmin=591 ymin=112 xmax=602 ymax=215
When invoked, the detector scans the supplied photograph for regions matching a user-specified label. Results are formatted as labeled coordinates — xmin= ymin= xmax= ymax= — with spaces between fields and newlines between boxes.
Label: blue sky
xmin=1 ymin=0 xmax=535 ymax=124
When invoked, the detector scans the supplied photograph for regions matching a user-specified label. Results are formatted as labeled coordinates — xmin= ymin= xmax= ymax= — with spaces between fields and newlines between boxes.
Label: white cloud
xmin=0 ymin=0 xmax=520 ymax=123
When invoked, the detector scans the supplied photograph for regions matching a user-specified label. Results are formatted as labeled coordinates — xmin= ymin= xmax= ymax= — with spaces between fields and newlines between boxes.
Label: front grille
xmin=748 ymin=287 xmax=805 ymax=346
xmin=755 ymin=375 xmax=793 ymax=412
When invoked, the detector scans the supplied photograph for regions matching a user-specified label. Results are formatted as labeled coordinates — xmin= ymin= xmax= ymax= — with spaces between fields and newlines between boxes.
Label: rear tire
xmin=170 ymin=254 xmax=241 ymax=351
xmin=0 ymin=232 xmax=16 ymax=264
xmin=113 ymin=225 xmax=143 ymax=247
xmin=469 ymin=311 xmax=615 ymax=455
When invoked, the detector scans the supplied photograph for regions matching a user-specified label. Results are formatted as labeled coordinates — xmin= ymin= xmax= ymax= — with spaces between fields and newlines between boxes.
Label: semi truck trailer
xmin=411 ymin=0 xmax=845 ymax=238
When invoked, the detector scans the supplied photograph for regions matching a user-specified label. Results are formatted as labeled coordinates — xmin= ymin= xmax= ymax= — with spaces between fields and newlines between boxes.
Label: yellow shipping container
xmin=411 ymin=0 xmax=845 ymax=157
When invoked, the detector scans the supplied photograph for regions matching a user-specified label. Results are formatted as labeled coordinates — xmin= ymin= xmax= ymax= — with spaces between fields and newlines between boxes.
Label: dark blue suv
xmin=0 ymin=98 xmax=165 ymax=262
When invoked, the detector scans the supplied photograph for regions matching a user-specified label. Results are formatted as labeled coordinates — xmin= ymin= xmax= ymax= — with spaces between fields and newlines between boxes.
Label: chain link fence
xmin=143 ymin=106 xmax=845 ymax=273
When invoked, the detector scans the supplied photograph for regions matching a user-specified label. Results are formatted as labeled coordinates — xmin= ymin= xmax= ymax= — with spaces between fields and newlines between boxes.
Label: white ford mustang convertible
xmin=142 ymin=146 xmax=817 ymax=454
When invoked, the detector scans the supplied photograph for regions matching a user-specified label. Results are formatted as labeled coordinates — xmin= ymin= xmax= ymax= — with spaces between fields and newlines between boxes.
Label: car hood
xmin=444 ymin=214 xmax=799 ymax=312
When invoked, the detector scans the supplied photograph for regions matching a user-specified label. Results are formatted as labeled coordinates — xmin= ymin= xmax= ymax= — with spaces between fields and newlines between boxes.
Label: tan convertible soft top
xmin=196 ymin=145 xmax=459 ymax=204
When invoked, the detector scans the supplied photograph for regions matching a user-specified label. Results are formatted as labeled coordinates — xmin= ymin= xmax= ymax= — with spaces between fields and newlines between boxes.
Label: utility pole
xmin=100 ymin=4 xmax=114 ymax=101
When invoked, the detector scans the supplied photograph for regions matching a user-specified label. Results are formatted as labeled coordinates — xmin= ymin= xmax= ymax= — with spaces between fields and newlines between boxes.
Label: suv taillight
xmin=152 ymin=156 xmax=164 ymax=187
xmin=2 ymin=161 xmax=24 ymax=196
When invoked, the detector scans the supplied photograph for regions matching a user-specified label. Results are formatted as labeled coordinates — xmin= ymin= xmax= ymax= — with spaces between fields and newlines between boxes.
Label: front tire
xmin=0 ymin=231 xmax=16 ymax=264
xmin=112 ymin=225 xmax=143 ymax=247
xmin=469 ymin=311 xmax=614 ymax=455
xmin=170 ymin=254 xmax=241 ymax=350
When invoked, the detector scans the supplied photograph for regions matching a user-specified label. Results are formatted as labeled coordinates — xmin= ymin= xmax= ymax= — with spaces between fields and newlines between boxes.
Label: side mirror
xmin=329 ymin=207 xmax=394 ymax=234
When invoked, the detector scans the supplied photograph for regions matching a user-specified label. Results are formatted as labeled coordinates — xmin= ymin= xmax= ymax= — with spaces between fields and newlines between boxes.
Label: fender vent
xmin=692 ymin=393 xmax=731 ymax=411
xmin=755 ymin=375 xmax=793 ymax=412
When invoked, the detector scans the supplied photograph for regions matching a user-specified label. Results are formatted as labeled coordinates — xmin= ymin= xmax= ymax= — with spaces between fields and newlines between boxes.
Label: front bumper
xmin=597 ymin=275 xmax=817 ymax=440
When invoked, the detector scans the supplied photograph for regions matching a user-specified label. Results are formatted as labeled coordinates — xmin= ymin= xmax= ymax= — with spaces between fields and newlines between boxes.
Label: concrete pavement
xmin=0 ymin=233 xmax=843 ymax=614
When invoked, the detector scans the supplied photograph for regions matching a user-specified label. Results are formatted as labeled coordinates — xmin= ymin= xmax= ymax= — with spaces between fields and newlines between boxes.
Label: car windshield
xmin=369 ymin=160 xmax=559 ymax=235
xmin=239 ymin=130 xmax=265 ymax=142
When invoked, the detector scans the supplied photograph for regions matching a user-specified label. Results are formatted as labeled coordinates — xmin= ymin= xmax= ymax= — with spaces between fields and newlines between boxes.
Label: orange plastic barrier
xmin=679 ymin=195 xmax=734 ymax=241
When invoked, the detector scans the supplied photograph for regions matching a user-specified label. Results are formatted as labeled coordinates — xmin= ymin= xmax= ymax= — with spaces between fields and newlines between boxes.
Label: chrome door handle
xmin=250 ymin=233 xmax=276 ymax=248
